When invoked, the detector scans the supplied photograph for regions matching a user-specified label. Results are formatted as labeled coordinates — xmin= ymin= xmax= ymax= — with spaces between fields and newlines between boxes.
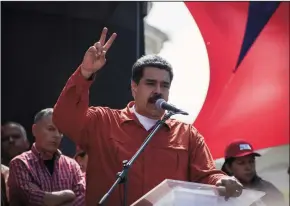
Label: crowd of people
xmin=1 ymin=27 xmax=288 ymax=206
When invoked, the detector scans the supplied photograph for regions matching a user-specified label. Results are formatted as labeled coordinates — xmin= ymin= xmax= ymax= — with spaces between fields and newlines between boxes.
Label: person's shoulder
xmin=259 ymin=178 xmax=281 ymax=191
xmin=60 ymin=154 xmax=75 ymax=162
xmin=60 ymin=155 xmax=84 ymax=174
xmin=255 ymin=177 xmax=283 ymax=196
xmin=1 ymin=164 xmax=9 ymax=178
xmin=1 ymin=164 xmax=9 ymax=172
xmin=167 ymin=118 xmax=205 ymax=144
xmin=60 ymin=154 xmax=81 ymax=167
xmin=256 ymin=177 xmax=286 ymax=205
xmin=9 ymin=150 xmax=34 ymax=167
xmin=167 ymin=118 xmax=200 ymax=135
xmin=167 ymin=118 xmax=193 ymax=128
xmin=11 ymin=150 xmax=33 ymax=162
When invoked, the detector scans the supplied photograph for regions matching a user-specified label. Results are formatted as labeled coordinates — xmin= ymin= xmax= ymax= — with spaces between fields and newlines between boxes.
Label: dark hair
xmin=131 ymin=54 xmax=173 ymax=84
xmin=221 ymin=157 xmax=236 ymax=175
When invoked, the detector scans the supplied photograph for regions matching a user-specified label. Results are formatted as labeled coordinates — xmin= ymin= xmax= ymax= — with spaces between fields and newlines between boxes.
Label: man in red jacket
xmin=53 ymin=27 xmax=243 ymax=206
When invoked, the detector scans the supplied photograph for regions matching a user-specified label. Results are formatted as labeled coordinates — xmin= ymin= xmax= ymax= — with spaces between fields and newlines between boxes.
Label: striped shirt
xmin=8 ymin=143 xmax=85 ymax=206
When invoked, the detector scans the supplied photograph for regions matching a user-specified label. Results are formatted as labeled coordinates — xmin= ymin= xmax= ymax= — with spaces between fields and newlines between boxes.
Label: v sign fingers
xmin=103 ymin=33 xmax=117 ymax=52
xmin=99 ymin=27 xmax=108 ymax=46
xmin=81 ymin=27 xmax=117 ymax=79
xmin=94 ymin=42 xmax=103 ymax=56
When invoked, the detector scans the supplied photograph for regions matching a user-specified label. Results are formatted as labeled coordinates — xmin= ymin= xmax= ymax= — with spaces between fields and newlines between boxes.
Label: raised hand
xmin=81 ymin=27 xmax=117 ymax=78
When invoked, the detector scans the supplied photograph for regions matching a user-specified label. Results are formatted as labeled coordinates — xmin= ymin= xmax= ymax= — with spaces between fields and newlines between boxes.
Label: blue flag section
xmin=235 ymin=2 xmax=282 ymax=71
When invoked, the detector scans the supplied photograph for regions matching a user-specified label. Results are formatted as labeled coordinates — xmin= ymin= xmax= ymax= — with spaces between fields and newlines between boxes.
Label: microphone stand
xmin=98 ymin=111 xmax=178 ymax=206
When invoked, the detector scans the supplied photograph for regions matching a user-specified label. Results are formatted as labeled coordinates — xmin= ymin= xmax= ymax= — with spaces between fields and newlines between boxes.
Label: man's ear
xmin=31 ymin=124 xmax=37 ymax=144
xmin=131 ymin=80 xmax=138 ymax=99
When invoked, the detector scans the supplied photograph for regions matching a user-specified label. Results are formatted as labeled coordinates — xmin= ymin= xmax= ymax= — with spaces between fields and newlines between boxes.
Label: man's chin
xmin=150 ymin=110 xmax=164 ymax=119
xmin=42 ymin=149 xmax=58 ymax=160
xmin=45 ymin=146 xmax=59 ymax=154
xmin=242 ymin=174 xmax=255 ymax=182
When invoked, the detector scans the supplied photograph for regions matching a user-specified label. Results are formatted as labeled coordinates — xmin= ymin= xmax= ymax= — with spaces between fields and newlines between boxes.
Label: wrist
xmin=80 ymin=65 xmax=94 ymax=79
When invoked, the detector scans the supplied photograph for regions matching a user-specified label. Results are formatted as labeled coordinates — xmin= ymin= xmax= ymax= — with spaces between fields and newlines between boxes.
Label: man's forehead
xmin=2 ymin=124 xmax=22 ymax=133
xmin=38 ymin=114 xmax=54 ymax=125
xmin=142 ymin=67 xmax=170 ymax=80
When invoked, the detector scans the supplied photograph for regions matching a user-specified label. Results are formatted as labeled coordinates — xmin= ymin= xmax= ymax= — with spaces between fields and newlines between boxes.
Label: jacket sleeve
xmin=53 ymin=67 xmax=106 ymax=151
xmin=189 ymin=127 xmax=227 ymax=185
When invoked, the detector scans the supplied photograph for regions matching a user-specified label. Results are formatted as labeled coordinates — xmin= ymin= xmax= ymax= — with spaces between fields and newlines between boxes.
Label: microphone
xmin=155 ymin=99 xmax=189 ymax=115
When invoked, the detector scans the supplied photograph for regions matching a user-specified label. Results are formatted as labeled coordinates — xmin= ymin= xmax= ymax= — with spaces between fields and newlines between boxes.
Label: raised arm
xmin=8 ymin=158 xmax=75 ymax=206
xmin=53 ymin=27 xmax=117 ymax=150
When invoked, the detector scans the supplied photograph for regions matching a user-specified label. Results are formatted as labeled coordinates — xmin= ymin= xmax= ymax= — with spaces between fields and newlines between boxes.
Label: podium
xmin=131 ymin=179 xmax=265 ymax=206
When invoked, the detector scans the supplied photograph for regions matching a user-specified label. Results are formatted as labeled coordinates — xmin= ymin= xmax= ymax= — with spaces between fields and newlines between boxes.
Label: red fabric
xmin=76 ymin=145 xmax=81 ymax=152
xmin=8 ymin=143 xmax=85 ymax=206
xmin=185 ymin=2 xmax=289 ymax=159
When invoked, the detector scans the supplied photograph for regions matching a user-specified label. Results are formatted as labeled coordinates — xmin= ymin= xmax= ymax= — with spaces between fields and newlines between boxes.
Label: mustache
xmin=148 ymin=93 xmax=163 ymax=104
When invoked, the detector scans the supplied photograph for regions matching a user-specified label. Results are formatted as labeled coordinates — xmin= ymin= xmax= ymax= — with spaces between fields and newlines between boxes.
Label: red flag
xmin=185 ymin=2 xmax=289 ymax=159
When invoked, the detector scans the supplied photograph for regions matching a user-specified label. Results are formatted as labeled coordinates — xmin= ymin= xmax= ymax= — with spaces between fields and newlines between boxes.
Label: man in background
xmin=1 ymin=122 xmax=30 ymax=166
xmin=8 ymin=108 xmax=85 ymax=206
xmin=74 ymin=147 xmax=88 ymax=175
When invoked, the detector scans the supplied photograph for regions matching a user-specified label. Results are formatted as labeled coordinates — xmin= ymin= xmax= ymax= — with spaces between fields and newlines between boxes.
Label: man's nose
xmin=54 ymin=131 xmax=63 ymax=138
xmin=8 ymin=136 xmax=15 ymax=144
xmin=154 ymin=84 xmax=161 ymax=94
